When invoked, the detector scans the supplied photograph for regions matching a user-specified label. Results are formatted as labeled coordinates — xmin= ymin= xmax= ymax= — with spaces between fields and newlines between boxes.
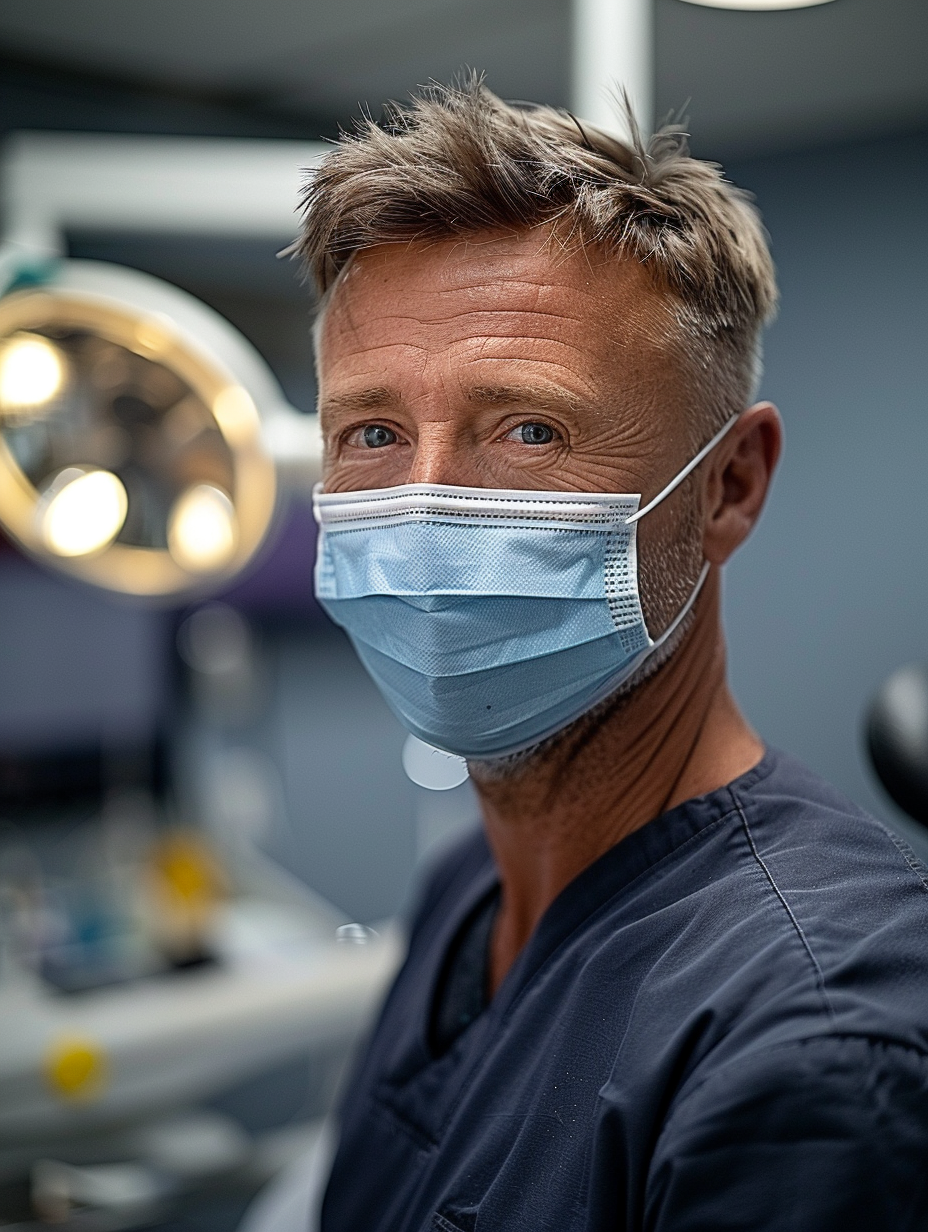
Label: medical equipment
xmin=867 ymin=663 xmax=928 ymax=827
xmin=0 ymin=132 xmax=326 ymax=598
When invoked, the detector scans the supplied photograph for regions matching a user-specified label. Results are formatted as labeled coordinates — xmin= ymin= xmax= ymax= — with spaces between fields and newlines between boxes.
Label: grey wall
xmin=261 ymin=627 xmax=419 ymax=922
xmin=0 ymin=555 xmax=168 ymax=752
xmin=253 ymin=625 xmax=478 ymax=924
xmin=724 ymin=130 xmax=928 ymax=839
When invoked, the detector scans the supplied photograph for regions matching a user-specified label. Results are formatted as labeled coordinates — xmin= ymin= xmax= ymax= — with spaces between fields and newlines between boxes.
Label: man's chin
xmin=466 ymin=613 xmax=693 ymax=785
xmin=466 ymin=668 xmax=644 ymax=785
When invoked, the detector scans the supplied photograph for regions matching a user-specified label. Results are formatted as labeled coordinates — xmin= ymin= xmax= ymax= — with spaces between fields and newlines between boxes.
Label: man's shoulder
xmin=693 ymin=748 xmax=928 ymax=1053
xmin=738 ymin=745 xmax=892 ymax=829
xmin=561 ymin=748 xmax=928 ymax=1073
xmin=732 ymin=747 xmax=928 ymax=907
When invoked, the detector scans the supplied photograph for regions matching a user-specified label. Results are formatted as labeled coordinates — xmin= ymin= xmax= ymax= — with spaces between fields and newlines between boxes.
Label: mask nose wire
xmin=624 ymin=413 xmax=741 ymax=526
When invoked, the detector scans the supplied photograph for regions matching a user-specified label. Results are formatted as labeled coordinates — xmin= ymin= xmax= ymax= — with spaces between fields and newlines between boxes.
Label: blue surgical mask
xmin=313 ymin=416 xmax=737 ymax=761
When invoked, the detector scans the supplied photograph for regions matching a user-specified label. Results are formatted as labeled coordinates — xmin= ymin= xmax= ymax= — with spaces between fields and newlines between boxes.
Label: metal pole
xmin=571 ymin=0 xmax=653 ymax=139
xmin=1 ymin=132 xmax=326 ymax=258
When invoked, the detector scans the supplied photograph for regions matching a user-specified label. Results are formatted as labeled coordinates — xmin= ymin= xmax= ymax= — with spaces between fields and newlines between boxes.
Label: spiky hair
xmin=296 ymin=75 xmax=777 ymax=427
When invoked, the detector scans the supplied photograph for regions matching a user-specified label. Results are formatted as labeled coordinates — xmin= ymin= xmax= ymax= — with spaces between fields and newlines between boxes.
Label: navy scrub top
xmin=321 ymin=749 xmax=928 ymax=1231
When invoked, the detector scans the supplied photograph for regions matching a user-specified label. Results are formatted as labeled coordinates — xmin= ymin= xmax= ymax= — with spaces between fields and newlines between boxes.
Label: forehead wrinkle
xmin=444 ymin=307 xmax=589 ymax=332
xmin=462 ymin=335 xmax=605 ymax=378
xmin=336 ymin=305 xmax=589 ymax=338
xmin=325 ymin=338 xmax=432 ymax=367
xmin=430 ymin=289 xmax=593 ymax=326
xmin=430 ymin=272 xmax=583 ymax=298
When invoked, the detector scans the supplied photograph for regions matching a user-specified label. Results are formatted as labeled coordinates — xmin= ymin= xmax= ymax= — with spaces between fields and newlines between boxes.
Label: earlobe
xmin=704 ymin=402 xmax=782 ymax=566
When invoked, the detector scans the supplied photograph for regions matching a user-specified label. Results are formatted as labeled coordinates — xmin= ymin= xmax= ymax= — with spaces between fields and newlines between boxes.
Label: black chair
xmin=866 ymin=663 xmax=928 ymax=828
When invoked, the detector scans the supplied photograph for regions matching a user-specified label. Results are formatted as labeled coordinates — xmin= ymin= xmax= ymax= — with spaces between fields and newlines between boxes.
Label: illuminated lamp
xmin=0 ymin=260 xmax=288 ymax=598
xmin=678 ymin=0 xmax=836 ymax=9
xmin=39 ymin=468 xmax=129 ymax=557
xmin=0 ymin=333 xmax=66 ymax=409
xmin=168 ymin=484 xmax=238 ymax=573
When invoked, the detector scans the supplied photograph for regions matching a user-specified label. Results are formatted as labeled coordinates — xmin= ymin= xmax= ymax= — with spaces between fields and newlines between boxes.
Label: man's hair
xmin=296 ymin=75 xmax=778 ymax=434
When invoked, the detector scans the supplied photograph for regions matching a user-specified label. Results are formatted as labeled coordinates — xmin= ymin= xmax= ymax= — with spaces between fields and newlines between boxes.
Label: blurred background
xmin=0 ymin=0 xmax=925 ymax=1229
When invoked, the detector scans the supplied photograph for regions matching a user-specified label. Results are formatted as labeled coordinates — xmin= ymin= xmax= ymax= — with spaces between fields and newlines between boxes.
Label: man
xmin=299 ymin=79 xmax=928 ymax=1230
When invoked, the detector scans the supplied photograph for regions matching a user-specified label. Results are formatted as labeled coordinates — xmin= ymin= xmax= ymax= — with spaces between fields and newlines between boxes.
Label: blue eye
xmin=519 ymin=423 xmax=554 ymax=445
xmin=362 ymin=425 xmax=397 ymax=448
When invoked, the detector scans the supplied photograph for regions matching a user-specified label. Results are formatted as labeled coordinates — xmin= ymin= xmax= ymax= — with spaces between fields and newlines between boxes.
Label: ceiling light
xmin=0 ymin=260 xmax=282 ymax=598
xmin=678 ymin=0 xmax=836 ymax=9
xmin=0 ymin=332 xmax=66 ymax=410
xmin=168 ymin=484 xmax=238 ymax=573
xmin=41 ymin=468 xmax=128 ymax=557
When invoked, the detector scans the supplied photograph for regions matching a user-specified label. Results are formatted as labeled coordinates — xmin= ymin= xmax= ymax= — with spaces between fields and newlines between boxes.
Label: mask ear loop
xmin=646 ymin=560 xmax=711 ymax=654
xmin=624 ymin=413 xmax=740 ymax=526
xmin=623 ymin=413 xmax=739 ymax=654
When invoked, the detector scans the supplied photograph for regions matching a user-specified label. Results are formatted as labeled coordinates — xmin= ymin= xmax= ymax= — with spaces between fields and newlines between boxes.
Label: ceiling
xmin=0 ymin=0 xmax=925 ymax=157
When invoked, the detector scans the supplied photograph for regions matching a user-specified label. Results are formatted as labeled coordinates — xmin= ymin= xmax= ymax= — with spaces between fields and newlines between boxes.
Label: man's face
xmin=318 ymin=229 xmax=697 ymax=504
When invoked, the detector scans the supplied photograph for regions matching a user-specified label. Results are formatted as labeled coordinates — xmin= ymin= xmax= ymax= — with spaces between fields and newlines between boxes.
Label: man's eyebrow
xmin=320 ymin=388 xmax=397 ymax=415
xmin=321 ymin=384 xmax=582 ymax=416
xmin=466 ymin=385 xmax=581 ymax=413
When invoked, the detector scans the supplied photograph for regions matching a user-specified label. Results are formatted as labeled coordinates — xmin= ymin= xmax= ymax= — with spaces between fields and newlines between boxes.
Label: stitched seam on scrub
xmin=432 ymin=1216 xmax=468 ymax=1232
xmin=874 ymin=824 xmax=928 ymax=894
xmin=369 ymin=1091 xmax=441 ymax=1152
xmin=732 ymin=790 xmax=837 ymax=1026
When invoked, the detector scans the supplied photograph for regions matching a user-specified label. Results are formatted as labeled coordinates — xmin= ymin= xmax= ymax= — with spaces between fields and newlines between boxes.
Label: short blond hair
xmin=296 ymin=76 xmax=777 ymax=430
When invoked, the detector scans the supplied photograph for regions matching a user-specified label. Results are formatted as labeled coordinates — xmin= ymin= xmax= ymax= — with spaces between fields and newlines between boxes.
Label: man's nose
xmin=406 ymin=421 xmax=477 ymax=486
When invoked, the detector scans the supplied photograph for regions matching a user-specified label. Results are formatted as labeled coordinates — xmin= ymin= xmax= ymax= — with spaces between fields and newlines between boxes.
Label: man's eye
xmin=514 ymin=422 xmax=555 ymax=445
xmin=362 ymin=425 xmax=397 ymax=448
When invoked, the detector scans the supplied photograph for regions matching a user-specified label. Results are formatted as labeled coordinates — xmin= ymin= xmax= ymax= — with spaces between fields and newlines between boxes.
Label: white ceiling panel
xmin=0 ymin=0 xmax=924 ymax=156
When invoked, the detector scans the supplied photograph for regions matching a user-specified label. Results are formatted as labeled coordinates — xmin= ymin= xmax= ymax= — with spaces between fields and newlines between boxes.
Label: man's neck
xmin=470 ymin=576 xmax=764 ymax=995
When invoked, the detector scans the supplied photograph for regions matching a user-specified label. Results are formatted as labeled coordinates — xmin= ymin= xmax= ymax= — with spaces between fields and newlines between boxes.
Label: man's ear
xmin=703 ymin=402 xmax=782 ymax=566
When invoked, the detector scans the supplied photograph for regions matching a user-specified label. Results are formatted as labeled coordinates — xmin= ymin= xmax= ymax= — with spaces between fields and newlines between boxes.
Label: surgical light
xmin=0 ymin=260 xmax=285 ymax=598
xmin=41 ymin=468 xmax=128 ymax=557
xmin=168 ymin=484 xmax=238 ymax=573
xmin=678 ymin=0 xmax=836 ymax=9
xmin=0 ymin=332 xmax=66 ymax=410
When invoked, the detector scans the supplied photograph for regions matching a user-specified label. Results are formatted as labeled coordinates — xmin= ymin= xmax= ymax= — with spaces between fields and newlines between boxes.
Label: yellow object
xmin=154 ymin=832 xmax=224 ymax=904
xmin=147 ymin=831 xmax=228 ymax=963
xmin=44 ymin=1036 xmax=108 ymax=1101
